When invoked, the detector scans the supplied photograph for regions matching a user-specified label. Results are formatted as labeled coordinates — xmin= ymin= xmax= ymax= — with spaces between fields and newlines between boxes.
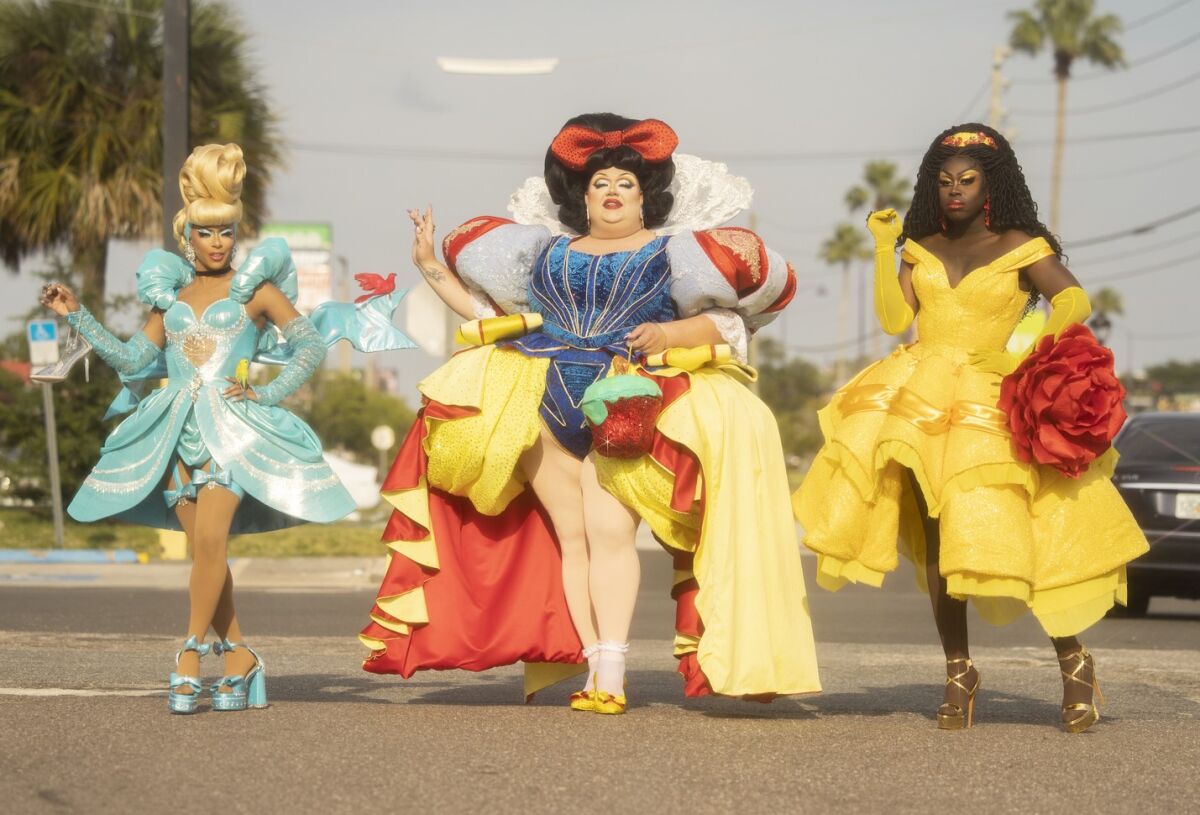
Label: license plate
xmin=1177 ymin=493 xmax=1200 ymax=520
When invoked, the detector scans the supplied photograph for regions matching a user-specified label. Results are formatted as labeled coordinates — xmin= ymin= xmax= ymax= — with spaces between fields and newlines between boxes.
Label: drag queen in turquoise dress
xmin=38 ymin=144 xmax=413 ymax=713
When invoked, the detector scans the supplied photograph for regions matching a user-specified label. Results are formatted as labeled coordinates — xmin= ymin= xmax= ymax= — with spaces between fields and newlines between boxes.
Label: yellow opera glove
xmin=454 ymin=313 xmax=543 ymax=346
xmin=868 ymin=209 xmax=914 ymax=336
xmin=969 ymin=286 xmax=1092 ymax=376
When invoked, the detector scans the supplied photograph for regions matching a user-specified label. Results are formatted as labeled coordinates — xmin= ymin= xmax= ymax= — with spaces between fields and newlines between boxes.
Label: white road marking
xmin=0 ymin=687 xmax=164 ymax=697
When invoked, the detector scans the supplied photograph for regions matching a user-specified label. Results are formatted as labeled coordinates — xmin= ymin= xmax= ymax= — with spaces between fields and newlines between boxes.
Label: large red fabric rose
xmin=998 ymin=323 xmax=1127 ymax=479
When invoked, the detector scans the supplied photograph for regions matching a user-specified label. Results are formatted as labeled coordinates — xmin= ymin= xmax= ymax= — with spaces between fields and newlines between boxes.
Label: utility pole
xmin=988 ymin=45 xmax=1012 ymax=134
xmin=159 ymin=1 xmax=191 ymax=561
xmin=162 ymin=0 xmax=190 ymax=250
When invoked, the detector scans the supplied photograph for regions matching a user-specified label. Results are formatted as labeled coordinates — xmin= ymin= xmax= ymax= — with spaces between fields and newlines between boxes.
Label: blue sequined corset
xmin=505 ymin=236 xmax=675 ymax=459
xmin=530 ymin=236 xmax=674 ymax=349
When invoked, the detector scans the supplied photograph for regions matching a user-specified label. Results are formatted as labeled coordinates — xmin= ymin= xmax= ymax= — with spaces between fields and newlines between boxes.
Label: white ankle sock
xmin=579 ymin=643 xmax=599 ymax=694
xmin=595 ymin=641 xmax=629 ymax=697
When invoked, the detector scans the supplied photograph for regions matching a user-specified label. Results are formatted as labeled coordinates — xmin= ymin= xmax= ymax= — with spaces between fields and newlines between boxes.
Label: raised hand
xmin=39 ymin=282 xmax=80 ymax=316
xmin=408 ymin=206 xmax=441 ymax=279
xmin=866 ymin=208 xmax=903 ymax=245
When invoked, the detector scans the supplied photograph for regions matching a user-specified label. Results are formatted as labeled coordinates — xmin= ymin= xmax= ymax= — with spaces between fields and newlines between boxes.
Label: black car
xmin=1111 ymin=412 xmax=1200 ymax=615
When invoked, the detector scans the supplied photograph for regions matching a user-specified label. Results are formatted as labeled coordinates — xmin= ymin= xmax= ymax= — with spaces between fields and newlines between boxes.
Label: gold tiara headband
xmin=940 ymin=131 xmax=998 ymax=150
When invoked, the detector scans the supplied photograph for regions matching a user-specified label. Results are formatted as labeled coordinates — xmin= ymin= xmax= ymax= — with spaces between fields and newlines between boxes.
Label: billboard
xmin=257 ymin=222 xmax=333 ymax=315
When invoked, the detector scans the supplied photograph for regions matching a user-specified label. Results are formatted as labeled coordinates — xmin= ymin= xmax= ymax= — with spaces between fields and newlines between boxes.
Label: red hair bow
xmin=550 ymin=119 xmax=679 ymax=171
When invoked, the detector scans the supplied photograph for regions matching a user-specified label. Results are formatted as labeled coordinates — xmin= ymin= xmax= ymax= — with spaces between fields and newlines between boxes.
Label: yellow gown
xmin=792 ymin=237 xmax=1148 ymax=636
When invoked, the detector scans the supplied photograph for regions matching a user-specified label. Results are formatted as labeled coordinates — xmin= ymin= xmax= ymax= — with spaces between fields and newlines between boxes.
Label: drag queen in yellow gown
xmin=794 ymin=124 xmax=1147 ymax=732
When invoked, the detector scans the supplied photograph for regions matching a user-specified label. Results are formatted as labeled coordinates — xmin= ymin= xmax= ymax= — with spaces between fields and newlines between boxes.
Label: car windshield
xmin=1116 ymin=418 xmax=1200 ymax=466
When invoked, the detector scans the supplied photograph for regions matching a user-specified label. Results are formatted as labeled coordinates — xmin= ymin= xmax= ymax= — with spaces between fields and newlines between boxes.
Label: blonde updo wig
xmin=172 ymin=143 xmax=246 ymax=251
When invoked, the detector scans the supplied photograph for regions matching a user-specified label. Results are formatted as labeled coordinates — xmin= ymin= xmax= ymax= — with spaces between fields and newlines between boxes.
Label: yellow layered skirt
xmin=793 ymin=342 xmax=1148 ymax=637
xmin=419 ymin=345 xmax=821 ymax=697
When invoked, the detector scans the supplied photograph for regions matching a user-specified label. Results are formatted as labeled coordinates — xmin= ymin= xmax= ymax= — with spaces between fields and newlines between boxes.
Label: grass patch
xmin=0 ymin=507 xmax=161 ymax=558
xmin=0 ymin=507 xmax=389 ymax=559
xmin=228 ymin=523 xmax=385 ymax=557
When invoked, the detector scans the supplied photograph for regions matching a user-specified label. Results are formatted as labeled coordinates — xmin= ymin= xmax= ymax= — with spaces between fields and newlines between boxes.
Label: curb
xmin=0 ymin=549 xmax=145 ymax=564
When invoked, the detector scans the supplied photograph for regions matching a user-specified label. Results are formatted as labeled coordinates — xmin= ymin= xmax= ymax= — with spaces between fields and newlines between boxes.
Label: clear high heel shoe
xmin=30 ymin=325 xmax=91 ymax=384
xmin=168 ymin=635 xmax=210 ymax=715
xmin=209 ymin=640 xmax=268 ymax=711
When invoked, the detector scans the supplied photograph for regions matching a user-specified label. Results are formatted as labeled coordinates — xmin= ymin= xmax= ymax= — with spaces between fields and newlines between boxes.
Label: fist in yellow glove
xmin=867 ymin=209 xmax=903 ymax=245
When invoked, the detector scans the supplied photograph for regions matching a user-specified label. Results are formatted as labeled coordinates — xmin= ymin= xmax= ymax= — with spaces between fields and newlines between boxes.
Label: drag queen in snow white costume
xmin=360 ymin=114 xmax=821 ymax=712
xmin=38 ymin=144 xmax=413 ymax=714
xmin=793 ymin=124 xmax=1147 ymax=732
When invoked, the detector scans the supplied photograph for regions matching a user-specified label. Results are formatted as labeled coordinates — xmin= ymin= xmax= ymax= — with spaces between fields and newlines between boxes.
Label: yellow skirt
xmin=793 ymin=343 xmax=1148 ymax=637
xmin=418 ymin=345 xmax=821 ymax=697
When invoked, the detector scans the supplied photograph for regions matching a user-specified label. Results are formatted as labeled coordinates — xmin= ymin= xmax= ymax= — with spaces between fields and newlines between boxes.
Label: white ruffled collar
xmin=507 ymin=153 xmax=753 ymax=237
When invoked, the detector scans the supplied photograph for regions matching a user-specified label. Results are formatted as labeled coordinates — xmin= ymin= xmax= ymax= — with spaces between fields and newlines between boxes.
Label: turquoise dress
xmin=68 ymin=240 xmax=415 ymax=534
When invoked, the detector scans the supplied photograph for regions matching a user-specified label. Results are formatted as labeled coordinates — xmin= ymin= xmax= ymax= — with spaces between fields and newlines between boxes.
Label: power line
xmin=1066 ymin=203 xmax=1200 ymax=248
xmin=1030 ymin=146 xmax=1200 ymax=182
xmin=956 ymin=76 xmax=991 ymax=123
xmin=1071 ymin=230 xmax=1200 ymax=266
xmin=1011 ymin=69 xmax=1200 ymax=116
xmin=1012 ymin=30 xmax=1200 ymax=84
xmin=1126 ymin=0 xmax=1195 ymax=31
xmin=1089 ymin=250 xmax=1200 ymax=283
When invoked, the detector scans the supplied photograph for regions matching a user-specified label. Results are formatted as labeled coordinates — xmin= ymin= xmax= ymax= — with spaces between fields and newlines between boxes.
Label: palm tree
xmin=0 ymin=0 xmax=282 ymax=308
xmin=845 ymin=160 xmax=912 ymax=356
xmin=1087 ymin=285 xmax=1123 ymax=345
xmin=845 ymin=160 xmax=912 ymax=214
xmin=819 ymin=223 xmax=871 ymax=383
xmin=1008 ymin=0 xmax=1124 ymax=233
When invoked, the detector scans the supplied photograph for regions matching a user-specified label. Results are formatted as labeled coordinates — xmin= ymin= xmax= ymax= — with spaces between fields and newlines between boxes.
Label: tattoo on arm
xmin=420 ymin=265 xmax=446 ymax=284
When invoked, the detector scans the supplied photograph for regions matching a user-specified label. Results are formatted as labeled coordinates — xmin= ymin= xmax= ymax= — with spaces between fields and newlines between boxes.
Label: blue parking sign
xmin=28 ymin=320 xmax=57 ymax=343
xmin=27 ymin=319 xmax=60 ymax=366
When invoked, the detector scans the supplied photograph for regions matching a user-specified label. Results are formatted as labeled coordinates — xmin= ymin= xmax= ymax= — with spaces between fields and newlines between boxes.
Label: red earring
xmin=983 ymin=196 xmax=992 ymax=228
xmin=940 ymin=215 xmax=948 ymax=233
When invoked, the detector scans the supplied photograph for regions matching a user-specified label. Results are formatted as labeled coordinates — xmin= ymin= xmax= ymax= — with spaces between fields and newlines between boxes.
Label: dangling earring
xmin=585 ymin=197 xmax=591 ymax=232
xmin=230 ymin=243 xmax=239 ymax=266
xmin=639 ymin=206 xmax=644 ymax=228
xmin=983 ymin=196 xmax=992 ymax=228
xmin=939 ymin=216 xmax=948 ymax=233
xmin=184 ymin=243 xmax=197 ymax=266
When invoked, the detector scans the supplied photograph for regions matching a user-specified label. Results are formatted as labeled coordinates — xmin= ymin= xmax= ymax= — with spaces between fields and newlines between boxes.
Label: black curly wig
xmin=544 ymin=113 xmax=676 ymax=235
xmin=901 ymin=122 xmax=1063 ymax=259
xmin=901 ymin=123 xmax=1063 ymax=313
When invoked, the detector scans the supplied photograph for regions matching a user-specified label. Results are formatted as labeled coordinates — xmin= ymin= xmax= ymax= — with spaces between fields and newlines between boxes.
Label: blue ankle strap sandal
xmin=209 ymin=640 xmax=267 ymax=711
xmin=168 ymin=635 xmax=210 ymax=715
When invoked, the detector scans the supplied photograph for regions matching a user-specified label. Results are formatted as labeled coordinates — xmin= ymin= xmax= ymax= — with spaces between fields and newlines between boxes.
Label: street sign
xmin=27 ymin=320 xmax=60 ymax=366
xmin=371 ymin=425 xmax=396 ymax=452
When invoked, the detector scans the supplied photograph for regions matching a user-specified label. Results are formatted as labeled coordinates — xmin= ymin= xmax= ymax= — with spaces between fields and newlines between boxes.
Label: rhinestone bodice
xmin=163 ymin=298 xmax=261 ymax=391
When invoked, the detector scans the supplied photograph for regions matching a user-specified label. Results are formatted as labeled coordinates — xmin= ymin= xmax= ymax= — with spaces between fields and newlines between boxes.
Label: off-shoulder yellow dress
xmin=793 ymin=237 xmax=1148 ymax=636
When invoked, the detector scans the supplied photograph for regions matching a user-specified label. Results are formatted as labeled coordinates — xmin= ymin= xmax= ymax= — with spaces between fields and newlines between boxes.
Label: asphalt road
xmin=1 ymin=553 xmax=1198 ymax=814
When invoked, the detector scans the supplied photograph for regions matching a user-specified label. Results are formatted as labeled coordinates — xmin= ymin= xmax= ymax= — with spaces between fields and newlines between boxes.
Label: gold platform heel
xmin=937 ymin=657 xmax=980 ymax=730
xmin=1059 ymin=648 xmax=1104 ymax=734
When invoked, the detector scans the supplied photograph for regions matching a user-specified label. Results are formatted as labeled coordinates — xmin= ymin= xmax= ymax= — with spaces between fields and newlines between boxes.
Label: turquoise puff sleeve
xmin=136 ymin=251 xmax=195 ymax=310
xmin=229 ymin=238 xmax=298 ymax=305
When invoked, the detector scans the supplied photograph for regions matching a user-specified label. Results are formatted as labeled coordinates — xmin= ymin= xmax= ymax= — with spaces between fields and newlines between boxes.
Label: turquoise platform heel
xmin=209 ymin=641 xmax=267 ymax=711
xmin=168 ymin=636 xmax=210 ymax=715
